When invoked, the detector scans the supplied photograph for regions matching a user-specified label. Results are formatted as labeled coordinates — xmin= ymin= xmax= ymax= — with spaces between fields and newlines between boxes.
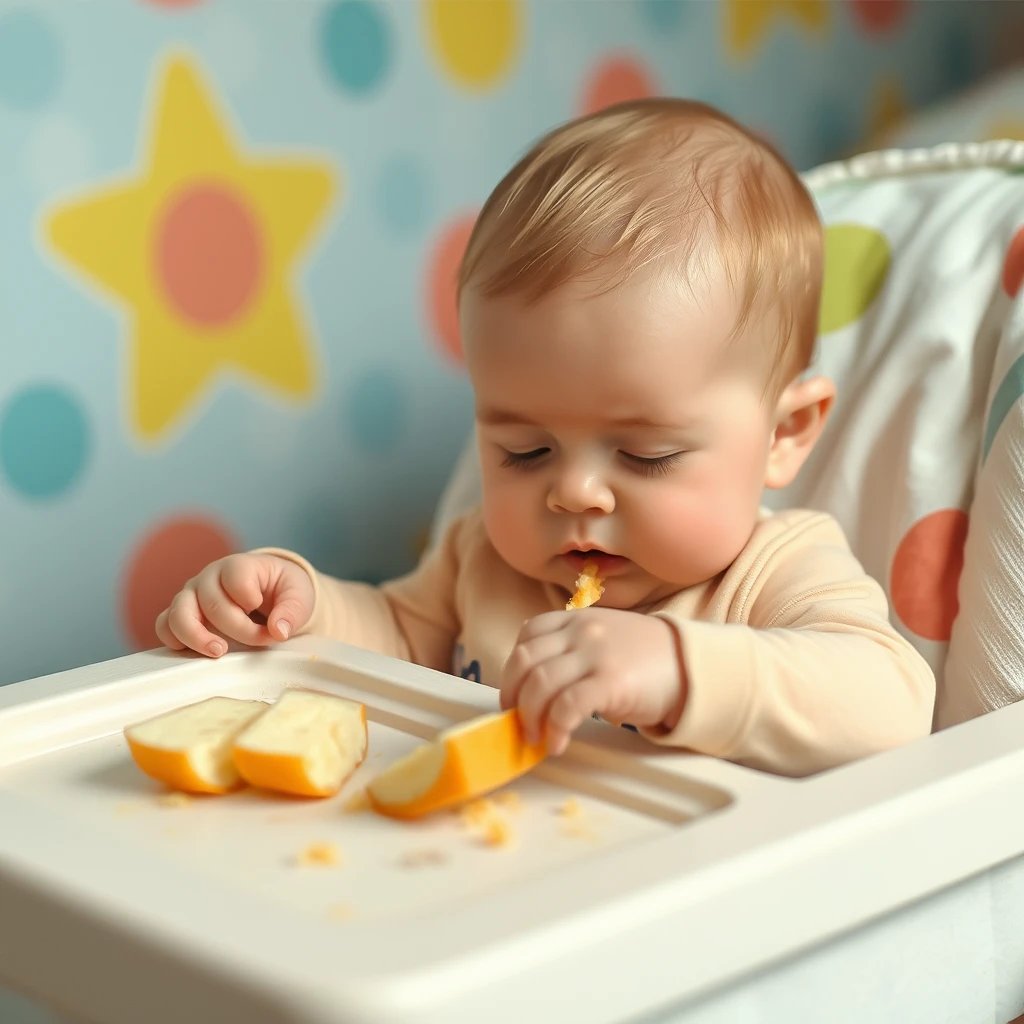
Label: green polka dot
xmin=819 ymin=224 xmax=892 ymax=334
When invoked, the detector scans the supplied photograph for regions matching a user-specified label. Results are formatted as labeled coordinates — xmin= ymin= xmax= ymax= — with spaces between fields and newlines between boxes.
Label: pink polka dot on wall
xmin=425 ymin=211 xmax=477 ymax=364
xmin=889 ymin=508 xmax=969 ymax=643
xmin=1003 ymin=225 xmax=1024 ymax=297
xmin=143 ymin=0 xmax=204 ymax=7
xmin=155 ymin=182 xmax=264 ymax=328
xmin=121 ymin=515 xmax=238 ymax=651
xmin=580 ymin=54 xmax=657 ymax=116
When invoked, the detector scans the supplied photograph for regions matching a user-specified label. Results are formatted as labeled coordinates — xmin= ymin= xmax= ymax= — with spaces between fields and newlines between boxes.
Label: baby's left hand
xmin=499 ymin=608 xmax=687 ymax=756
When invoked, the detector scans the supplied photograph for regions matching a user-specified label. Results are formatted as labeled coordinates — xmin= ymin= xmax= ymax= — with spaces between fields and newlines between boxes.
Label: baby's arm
xmin=265 ymin=514 xmax=465 ymax=672
xmin=644 ymin=515 xmax=936 ymax=776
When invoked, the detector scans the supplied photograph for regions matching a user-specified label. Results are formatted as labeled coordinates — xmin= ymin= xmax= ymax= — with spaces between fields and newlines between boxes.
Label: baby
xmin=157 ymin=99 xmax=935 ymax=777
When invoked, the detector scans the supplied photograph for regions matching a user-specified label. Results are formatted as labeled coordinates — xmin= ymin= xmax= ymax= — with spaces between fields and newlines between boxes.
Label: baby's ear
xmin=764 ymin=375 xmax=835 ymax=490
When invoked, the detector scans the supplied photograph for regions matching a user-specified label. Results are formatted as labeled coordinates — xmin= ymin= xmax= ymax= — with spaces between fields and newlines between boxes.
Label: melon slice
xmin=125 ymin=696 xmax=267 ymax=795
xmin=232 ymin=689 xmax=368 ymax=798
xmin=367 ymin=709 xmax=546 ymax=820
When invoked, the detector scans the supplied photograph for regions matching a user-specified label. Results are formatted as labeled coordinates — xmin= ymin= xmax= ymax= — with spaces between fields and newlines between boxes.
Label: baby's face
xmin=462 ymin=267 xmax=784 ymax=609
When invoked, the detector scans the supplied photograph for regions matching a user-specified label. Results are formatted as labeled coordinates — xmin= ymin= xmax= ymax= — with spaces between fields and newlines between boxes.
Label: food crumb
xmin=295 ymin=842 xmax=342 ymax=867
xmin=481 ymin=818 xmax=514 ymax=848
xmin=157 ymin=792 xmax=192 ymax=809
xmin=556 ymin=798 xmax=583 ymax=819
xmin=309 ymin=654 xmax=318 ymax=662
xmin=326 ymin=903 xmax=354 ymax=921
xmin=561 ymin=823 xmax=599 ymax=844
xmin=343 ymin=789 xmax=371 ymax=814
xmin=460 ymin=798 xmax=497 ymax=828
xmin=493 ymin=790 xmax=522 ymax=811
xmin=399 ymin=848 xmax=450 ymax=868
xmin=114 ymin=801 xmax=141 ymax=817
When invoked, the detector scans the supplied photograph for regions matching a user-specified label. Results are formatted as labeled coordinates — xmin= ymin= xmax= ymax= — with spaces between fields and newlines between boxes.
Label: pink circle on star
xmin=849 ymin=0 xmax=911 ymax=34
xmin=425 ymin=211 xmax=477 ymax=365
xmin=156 ymin=182 xmax=264 ymax=327
xmin=580 ymin=54 xmax=657 ymax=115
xmin=889 ymin=508 xmax=969 ymax=643
xmin=1003 ymin=225 xmax=1024 ymax=297
xmin=122 ymin=515 xmax=238 ymax=650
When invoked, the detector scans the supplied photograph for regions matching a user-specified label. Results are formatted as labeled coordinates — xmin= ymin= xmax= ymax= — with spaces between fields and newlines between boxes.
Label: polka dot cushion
xmin=431 ymin=140 xmax=1024 ymax=732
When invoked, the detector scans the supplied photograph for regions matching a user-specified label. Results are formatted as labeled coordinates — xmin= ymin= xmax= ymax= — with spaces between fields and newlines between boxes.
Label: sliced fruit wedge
xmin=367 ymin=709 xmax=546 ymax=820
xmin=125 ymin=696 xmax=267 ymax=795
xmin=232 ymin=689 xmax=367 ymax=798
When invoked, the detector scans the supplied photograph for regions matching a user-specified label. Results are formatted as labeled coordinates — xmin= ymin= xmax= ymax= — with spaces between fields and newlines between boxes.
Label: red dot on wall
xmin=425 ymin=211 xmax=477 ymax=365
xmin=580 ymin=54 xmax=657 ymax=116
xmin=848 ymin=0 xmax=911 ymax=34
xmin=121 ymin=515 xmax=238 ymax=651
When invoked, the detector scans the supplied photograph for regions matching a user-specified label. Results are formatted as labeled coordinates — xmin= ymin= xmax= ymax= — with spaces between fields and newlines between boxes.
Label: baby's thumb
xmin=267 ymin=571 xmax=314 ymax=642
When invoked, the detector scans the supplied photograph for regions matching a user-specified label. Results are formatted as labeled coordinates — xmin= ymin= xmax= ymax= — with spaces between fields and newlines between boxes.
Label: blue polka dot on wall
xmin=319 ymin=0 xmax=392 ymax=96
xmin=376 ymin=155 xmax=431 ymax=235
xmin=346 ymin=367 xmax=407 ymax=454
xmin=0 ymin=385 xmax=91 ymax=500
xmin=0 ymin=8 xmax=63 ymax=111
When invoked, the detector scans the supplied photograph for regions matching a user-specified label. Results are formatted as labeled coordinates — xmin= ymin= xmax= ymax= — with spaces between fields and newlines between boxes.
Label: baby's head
xmin=458 ymin=99 xmax=833 ymax=609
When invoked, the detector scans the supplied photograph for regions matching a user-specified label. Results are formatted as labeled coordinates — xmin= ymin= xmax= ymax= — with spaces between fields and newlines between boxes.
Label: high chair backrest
xmin=431 ymin=142 xmax=1024 ymax=732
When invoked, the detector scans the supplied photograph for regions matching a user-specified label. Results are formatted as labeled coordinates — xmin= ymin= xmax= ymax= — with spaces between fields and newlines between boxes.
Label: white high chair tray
xmin=1 ymin=637 xmax=1024 ymax=1024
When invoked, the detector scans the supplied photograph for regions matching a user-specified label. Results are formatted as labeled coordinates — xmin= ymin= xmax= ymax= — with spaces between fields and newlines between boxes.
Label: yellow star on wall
xmin=44 ymin=53 xmax=338 ymax=440
xmin=725 ymin=0 xmax=829 ymax=58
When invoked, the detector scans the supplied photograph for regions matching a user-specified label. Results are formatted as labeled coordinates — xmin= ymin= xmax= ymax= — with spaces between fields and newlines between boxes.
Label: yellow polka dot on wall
xmin=424 ymin=0 xmax=523 ymax=91
xmin=818 ymin=224 xmax=892 ymax=334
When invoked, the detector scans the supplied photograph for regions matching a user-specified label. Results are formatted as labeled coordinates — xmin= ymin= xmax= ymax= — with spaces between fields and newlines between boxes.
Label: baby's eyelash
xmin=501 ymin=448 xmax=550 ymax=470
xmin=621 ymin=451 xmax=685 ymax=477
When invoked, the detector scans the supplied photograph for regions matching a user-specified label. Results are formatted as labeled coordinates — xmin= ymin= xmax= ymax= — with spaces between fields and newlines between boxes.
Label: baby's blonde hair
xmin=458 ymin=98 xmax=822 ymax=391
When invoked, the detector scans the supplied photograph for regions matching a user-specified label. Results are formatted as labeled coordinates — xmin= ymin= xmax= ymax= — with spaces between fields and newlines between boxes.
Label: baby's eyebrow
xmin=477 ymin=408 xmax=689 ymax=431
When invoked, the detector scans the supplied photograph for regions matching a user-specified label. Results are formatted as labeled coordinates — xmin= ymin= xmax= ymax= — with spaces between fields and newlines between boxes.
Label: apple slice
xmin=232 ymin=689 xmax=368 ymax=798
xmin=367 ymin=709 xmax=546 ymax=820
xmin=125 ymin=696 xmax=267 ymax=795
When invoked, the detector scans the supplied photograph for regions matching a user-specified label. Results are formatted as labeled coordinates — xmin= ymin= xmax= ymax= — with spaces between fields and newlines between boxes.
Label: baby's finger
xmin=500 ymin=630 xmax=571 ymax=712
xmin=515 ymin=651 xmax=589 ymax=746
xmin=166 ymin=588 xmax=226 ymax=657
xmin=155 ymin=609 xmax=186 ymax=651
xmin=515 ymin=609 xmax=573 ymax=645
xmin=545 ymin=675 xmax=605 ymax=756
xmin=196 ymin=574 xmax=269 ymax=647
xmin=219 ymin=557 xmax=266 ymax=615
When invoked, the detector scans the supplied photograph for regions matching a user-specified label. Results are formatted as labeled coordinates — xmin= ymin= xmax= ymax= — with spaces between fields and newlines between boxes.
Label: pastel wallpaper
xmin=0 ymin=0 xmax=1017 ymax=695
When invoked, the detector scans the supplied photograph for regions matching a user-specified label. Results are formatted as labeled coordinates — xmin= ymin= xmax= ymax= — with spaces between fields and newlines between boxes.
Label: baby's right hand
xmin=155 ymin=553 xmax=315 ymax=658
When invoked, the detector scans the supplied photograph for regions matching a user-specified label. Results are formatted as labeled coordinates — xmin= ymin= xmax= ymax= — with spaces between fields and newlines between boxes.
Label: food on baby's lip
xmin=295 ymin=841 xmax=342 ymax=867
xmin=367 ymin=709 xmax=546 ymax=820
xmin=566 ymin=561 xmax=605 ymax=610
xmin=125 ymin=696 xmax=268 ymax=795
xmin=232 ymin=689 xmax=367 ymax=798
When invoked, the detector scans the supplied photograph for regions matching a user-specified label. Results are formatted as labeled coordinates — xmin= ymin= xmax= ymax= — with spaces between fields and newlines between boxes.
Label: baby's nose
xmin=546 ymin=470 xmax=614 ymax=515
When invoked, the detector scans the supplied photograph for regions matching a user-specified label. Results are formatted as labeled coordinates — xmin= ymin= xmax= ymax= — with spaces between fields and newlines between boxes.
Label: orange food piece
xmin=367 ymin=710 xmax=546 ymax=820
xmin=295 ymin=841 xmax=341 ymax=867
xmin=481 ymin=818 xmax=514 ymax=847
xmin=125 ymin=697 xmax=267 ymax=795
xmin=232 ymin=689 xmax=368 ymax=798
xmin=565 ymin=562 xmax=604 ymax=610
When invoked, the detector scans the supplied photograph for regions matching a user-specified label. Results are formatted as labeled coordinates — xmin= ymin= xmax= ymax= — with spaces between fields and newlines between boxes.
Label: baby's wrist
xmin=656 ymin=617 xmax=688 ymax=731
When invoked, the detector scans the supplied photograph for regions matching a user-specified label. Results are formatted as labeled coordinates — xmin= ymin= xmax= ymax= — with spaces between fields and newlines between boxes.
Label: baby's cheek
xmin=481 ymin=477 xmax=535 ymax=571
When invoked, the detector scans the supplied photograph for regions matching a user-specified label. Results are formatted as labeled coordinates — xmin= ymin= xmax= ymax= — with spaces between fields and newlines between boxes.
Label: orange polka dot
xmin=122 ymin=515 xmax=238 ymax=650
xmin=849 ymin=0 xmax=910 ymax=34
xmin=890 ymin=509 xmax=969 ymax=643
xmin=156 ymin=182 xmax=263 ymax=327
xmin=1003 ymin=225 xmax=1024 ymax=297
xmin=425 ymin=211 xmax=476 ymax=364
xmin=580 ymin=54 xmax=656 ymax=116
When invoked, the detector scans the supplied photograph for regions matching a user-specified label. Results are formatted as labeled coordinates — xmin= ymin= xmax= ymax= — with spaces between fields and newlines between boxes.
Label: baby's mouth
xmin=562 ymin=549 xmax=629 ymax=575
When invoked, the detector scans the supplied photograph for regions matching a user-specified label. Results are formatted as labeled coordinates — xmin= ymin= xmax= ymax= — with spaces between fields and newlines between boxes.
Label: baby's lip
xmin=561 ymin=549 xmax=629 ymax=575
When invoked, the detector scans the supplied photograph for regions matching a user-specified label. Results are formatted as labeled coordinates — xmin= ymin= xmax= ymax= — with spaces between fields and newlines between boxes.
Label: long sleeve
xmin=641 ymin=513 xmax=936 ymax=776
xmin=259 ymin=513 xmax=468 ymax=671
